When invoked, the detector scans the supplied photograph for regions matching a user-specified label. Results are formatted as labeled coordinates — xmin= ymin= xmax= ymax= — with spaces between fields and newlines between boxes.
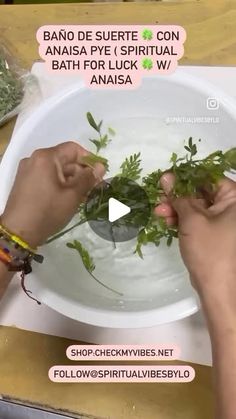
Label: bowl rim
xmin=29 ymin=271 xmax=199 ymax=328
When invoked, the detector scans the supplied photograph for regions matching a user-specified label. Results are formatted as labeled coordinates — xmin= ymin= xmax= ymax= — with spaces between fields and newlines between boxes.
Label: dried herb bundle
xmin=0 ymin=54 xmax=23 ymax=122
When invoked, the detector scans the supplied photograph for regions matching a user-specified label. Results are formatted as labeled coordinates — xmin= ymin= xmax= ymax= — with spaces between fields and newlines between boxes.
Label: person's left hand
xmin=1 ymin=142 xmax=105 ymax=247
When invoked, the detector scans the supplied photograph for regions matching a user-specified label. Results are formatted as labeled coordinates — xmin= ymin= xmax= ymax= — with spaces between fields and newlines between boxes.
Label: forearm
xmin=210 ymin=326 xmax=236 ymax=419
xmin=199 ymin=275 xmax=236 ymax=419
xmin=0 ymin=261 xmax=14 ymax=300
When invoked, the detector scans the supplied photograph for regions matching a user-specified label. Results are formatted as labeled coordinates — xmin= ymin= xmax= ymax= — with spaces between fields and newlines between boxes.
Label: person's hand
xmin=1 ymin=142 xmax=105 ymax=248
xmin=155 ymin=173 xmax=236 ymax=300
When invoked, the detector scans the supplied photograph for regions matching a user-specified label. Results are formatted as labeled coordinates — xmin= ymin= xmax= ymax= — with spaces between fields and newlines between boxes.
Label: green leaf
xmin=108 ymin=127 xmax=116 ymax=136
xmin=86 ymin=112 xmax=101 ymax=133
xmin=170 ymin=229 xmax=178 ymax=238
xmin=100 ymin=134 xmax=110 ymax=149
xmin=80 ymin=153 xmax=109 ymax=171
xmin=167 ymin=236 xmax=173 ymax=247
xmin=191 ymin=144 xmax=197 ymax=156
xmin=224 ymin=148 xmax=236 ymax=170
xmin=89 ymin=139 xmax=102 ymax=152
xmin=158 ymin=217 xmax=167 ymax=230
xmin=206 ymin=150 xmax=222 ymax=160
xmin=170 ymin=152 xmax=177 ymax=164
xmin=184 ymin=146 xmax=191 ymax=152
xmin=119 ymin=152 xmax=142 ymax=181
xmin=67 ymin=240 xmax=95 ymax=273
xmin=135 ymin=242 xmax=144 ymax=259
xmin=98 ymin=120 xmax=103 ymax=131
xmin=86 ymin=114 xmax=114 ymax=155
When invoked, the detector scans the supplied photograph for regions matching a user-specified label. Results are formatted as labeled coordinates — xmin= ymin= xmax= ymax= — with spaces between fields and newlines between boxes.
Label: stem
xmin=109 ymin=224 xmax=117 ymax=249
xmin=98 ymin=181 xmax=104 ymax=208
xmin=47 ymin=192 xmax=109 ymax=246
xmin=46 ymin=219 xmax=86 ymax=244
xmin=92 ymin=202 xmax=108 ymax=218
xmin=90 ymin=271 xmax=123 ymax=296
xmin=47 ymin=217 xmax=122 ymax=295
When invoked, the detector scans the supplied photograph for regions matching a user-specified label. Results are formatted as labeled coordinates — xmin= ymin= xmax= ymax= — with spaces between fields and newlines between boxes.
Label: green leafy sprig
xmin=83 ymin=112 xmax=116 ymax=171
xmin=67 ymin=240 xmax=95 ymax=272
xmin=66 ymin=240 xmax=122 ymax=296
xmin=48 ymin=114 xmax=236 ymax=295
xmin=87 ymin=112 xmax=115 ymax=155
xmin=118 ymin=152 xmax=142 ymax=181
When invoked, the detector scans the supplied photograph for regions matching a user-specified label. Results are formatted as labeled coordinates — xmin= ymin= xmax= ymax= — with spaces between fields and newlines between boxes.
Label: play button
xmin=84 ymin=177 xmax=151 ymax=243
xmin=108 ymin=198 xmax=131 ymax=222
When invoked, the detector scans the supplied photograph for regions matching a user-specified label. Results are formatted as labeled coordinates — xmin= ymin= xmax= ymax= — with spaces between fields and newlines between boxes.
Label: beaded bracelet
xmin=0 ymin=223 xmax=44 ymax=266
xmin=0 ymin=241 xmax=41 ymax=304
xmin=0 ymin=224 xmax=37 ymax=254
xmin=0 ymin=225 xmax=44 ymax=304
xmin=0 ymin=247 xmax=12 ymax=266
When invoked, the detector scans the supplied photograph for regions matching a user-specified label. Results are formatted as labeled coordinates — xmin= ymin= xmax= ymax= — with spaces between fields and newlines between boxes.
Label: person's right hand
xmin=154 ymin=160 xmax=236 ymax=419
xmin=155 ymin=174 xmax=236 ymax=301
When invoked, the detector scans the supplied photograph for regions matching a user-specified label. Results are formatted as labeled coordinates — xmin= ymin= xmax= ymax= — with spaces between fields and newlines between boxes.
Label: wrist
xmin=195 ymin=271 xmax=236 ymax=333
xmin=0 ymin=261 xmax=13 ymax=300
xmin=0 ymin=213 xmax=41 ymax=248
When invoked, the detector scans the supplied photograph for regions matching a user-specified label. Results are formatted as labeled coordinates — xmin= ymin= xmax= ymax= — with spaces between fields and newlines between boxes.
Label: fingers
xmin=154 ymin=202 xmax=176 ymax=217
xmin=30 ymin=143 xmax=90 ymax=171
xmin=29 ymin=143 xmax=106 ymax=205
xmin=159 ymin=172 xmax=205 ymax=215
xmin=73 ymin=166 xmax=99 ymax=196
xmin=165 ymin=216 xmax=178 ymax=226
xmin=195 ymin=176 xmax=236 ymax=214
xmin=173 ymin=197 xmax=209 ymax=222
xmin=157 ymin=171 xmax=236 ymax=224
xmin=53 ymin=141 xmax=89 ymax=165
xmin=92 ymin=162 xmax=106 ymax=180
xmin=51 ymin=142 xmax=106 ymax=194
xmin=61 ymin=163 xmax=86 ymax=187
xmin=155 ymin=197 xmax=197 ymax=223
xmin=155 ymin=171 xmax=210 ymax=226
xmin=58 ymin=161 xmax=102 ymax=189
xmin=214 ymin=177 xmax=236 ymax=203
xmin=208 ymin=177 xmax=236 ymax=215
xmin=54 ymin=142 xmax=106 ymax=179
xmin=63 ymin=162 xmax=105 ymax=183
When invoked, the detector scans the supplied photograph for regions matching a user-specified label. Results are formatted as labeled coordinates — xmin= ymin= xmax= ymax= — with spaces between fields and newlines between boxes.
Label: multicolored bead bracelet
xmin=0 ymin=222 xmax=44 ymax=274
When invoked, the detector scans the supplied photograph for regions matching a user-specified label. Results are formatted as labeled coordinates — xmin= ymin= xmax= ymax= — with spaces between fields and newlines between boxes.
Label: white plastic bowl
xmin=0 ymin=70 xmax=236 ymax=328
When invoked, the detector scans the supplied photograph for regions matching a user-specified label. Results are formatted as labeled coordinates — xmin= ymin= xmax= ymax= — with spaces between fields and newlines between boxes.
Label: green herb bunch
xmin=48 ymin=113 xmax=236 ymax=294
xmin=0 ymin=54 xmax=23 ymax=122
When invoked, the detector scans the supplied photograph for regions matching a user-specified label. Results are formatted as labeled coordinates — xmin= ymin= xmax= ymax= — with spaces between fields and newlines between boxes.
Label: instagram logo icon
xmin=207 ymin=97 xmax=219 ymax=110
